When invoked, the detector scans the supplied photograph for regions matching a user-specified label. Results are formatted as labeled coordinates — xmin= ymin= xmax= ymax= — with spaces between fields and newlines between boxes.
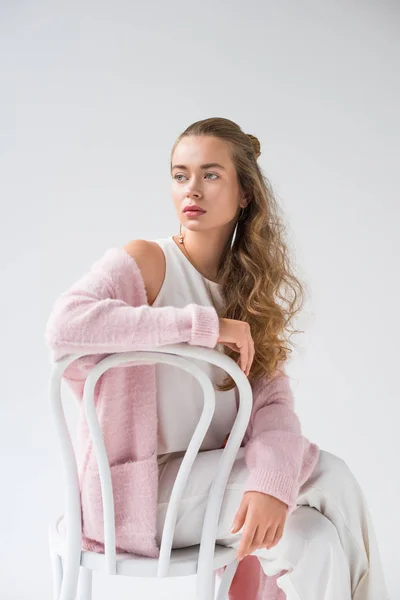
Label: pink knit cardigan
xmin=45 ymin=246 xmax=319 ymax=562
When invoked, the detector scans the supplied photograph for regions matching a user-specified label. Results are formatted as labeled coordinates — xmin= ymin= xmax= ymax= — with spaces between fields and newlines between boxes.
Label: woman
xmin=45 ymin=117 xmax=389 ymax=599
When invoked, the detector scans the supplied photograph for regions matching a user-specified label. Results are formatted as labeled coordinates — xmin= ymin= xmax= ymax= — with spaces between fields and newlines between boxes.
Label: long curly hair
xmin=170 ymin=117 xmax=308 ymax=392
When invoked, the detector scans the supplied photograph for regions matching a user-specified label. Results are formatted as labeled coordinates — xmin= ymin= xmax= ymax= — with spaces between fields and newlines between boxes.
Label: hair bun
xmin=246 ymin=134 xmax=261 ymax=159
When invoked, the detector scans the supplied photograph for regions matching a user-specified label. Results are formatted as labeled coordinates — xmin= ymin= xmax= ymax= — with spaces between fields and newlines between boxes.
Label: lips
xmin=183 ymin=206 xmax=206 ymax=213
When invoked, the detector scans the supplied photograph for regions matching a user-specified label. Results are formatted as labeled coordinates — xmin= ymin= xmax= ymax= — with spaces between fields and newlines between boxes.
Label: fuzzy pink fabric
xmin=217 ymin=558 xmax=287 ymax=600
xmin=45 ymin=247 xmax=319 ymax=598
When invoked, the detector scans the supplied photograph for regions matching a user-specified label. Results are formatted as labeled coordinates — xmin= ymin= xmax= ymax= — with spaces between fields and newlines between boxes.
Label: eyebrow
xmin=171 ymin=163 xmax=226 ymax=171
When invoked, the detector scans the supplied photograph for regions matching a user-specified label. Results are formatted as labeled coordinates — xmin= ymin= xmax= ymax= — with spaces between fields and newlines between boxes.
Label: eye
xmin=173 ymin=172 xmax=218 ymax=182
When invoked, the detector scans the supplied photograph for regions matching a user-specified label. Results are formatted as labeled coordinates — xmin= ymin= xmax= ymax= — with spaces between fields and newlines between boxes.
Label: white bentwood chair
xmin=48 ymin=342 xmax=254 ymax=600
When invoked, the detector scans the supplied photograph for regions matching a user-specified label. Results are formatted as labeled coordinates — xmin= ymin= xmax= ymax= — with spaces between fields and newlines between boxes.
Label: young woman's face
xmin=171 ymin=135 xmax=244 ymax=233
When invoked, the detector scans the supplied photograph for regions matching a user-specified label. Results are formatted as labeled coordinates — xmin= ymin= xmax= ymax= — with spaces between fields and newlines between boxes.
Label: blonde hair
xmin=170 ymin=117 xmax=307 ymax=391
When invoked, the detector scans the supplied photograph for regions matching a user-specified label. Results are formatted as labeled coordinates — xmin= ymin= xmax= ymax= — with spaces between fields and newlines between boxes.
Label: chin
xmin=182 ymin=220 xmax=205 ymax=228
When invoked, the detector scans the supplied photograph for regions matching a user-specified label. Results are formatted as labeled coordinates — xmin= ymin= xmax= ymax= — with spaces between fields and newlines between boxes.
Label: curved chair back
xmin=49 ymin=342 xmax=253 ymax=595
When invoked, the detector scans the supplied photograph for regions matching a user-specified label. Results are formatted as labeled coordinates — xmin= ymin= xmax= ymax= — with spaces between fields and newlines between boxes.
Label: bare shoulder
xmin=122 ymin=239 xmax=154 ymax=262
xmin=122 ymin=239 xmax=165 ymax=305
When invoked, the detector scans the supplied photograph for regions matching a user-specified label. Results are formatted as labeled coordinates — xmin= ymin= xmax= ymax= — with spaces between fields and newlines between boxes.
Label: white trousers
xmin=156 ymin=448 xmax=389 ymax=600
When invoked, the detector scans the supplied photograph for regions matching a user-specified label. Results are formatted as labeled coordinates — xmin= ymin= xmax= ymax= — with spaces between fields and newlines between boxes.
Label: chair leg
xmin=48 ymin=521 xmax=81 ymax=600
xmin=215 ymin=560 xmax=239 ymax=600
xmin=58 ymin=549 xmax=81 ymax=600
xmin=76 ymin=567 xmax=93 ymax=600
xmin=197 ymin=567 xmax=218 ymax=600
xmin=49 ymin=547 xmax=63 ymax=600
xmin=211 ymin=570 xmax=216 ymax=598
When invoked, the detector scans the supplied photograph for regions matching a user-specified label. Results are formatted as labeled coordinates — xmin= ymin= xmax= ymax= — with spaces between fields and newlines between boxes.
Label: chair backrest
xmin=49 ymin=343 xmax=253 ymax=582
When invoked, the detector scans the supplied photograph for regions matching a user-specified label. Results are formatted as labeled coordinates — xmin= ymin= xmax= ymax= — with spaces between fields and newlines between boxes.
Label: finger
xmin=238 ymin=346 xmax=247 ymax=374
xmin=246 ymin=331 xmax=254 ymax=375
xmin=250 ymin=339 xmax=255 ymax=372
xmin=227 ymin=338 xmax=245 ymax=370
xmin=224 ymin=342 xmax=239 ymax=353
xmin=249 ymin=526 xmax=267 ymax=554
xmin=236 ymin=330 xmax=249 ymax=374
xmin=272 ymin=522 xmax=285 ymax=545
xmin=231 ymin=500 xmax=248 ymax=534
xmin=262 ymin=524 xmax=278 ymax=549
xmin=242 ymin=351 xmax=247 ymax=374
xmin=236 ymin=520 xmax=257 ymax=561
xmin=250 ymin=337 xmax=255 ymax=374
xmin=239 ymin=340 xmax=248 ymax=374
xmin=243 ymin=344 xmax=250 ymax=375
xmin=244 ymin=332 xmax=250 ymax=375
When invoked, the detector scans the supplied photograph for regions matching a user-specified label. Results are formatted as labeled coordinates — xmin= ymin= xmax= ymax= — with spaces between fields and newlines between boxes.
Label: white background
xmin=1 ymin=1 xmax=398 ymax=598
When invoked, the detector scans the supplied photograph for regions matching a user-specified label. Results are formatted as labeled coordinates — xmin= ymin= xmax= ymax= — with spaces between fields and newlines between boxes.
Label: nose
xmin=186 ymin=185 xmax=202 ymax=199
xmin=185 ymin=176 xmax=203 ymax=199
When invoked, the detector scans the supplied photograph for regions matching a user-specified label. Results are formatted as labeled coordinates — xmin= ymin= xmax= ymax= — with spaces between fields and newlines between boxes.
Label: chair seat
xmin=49 ymin=515 xmax=238 ymax=578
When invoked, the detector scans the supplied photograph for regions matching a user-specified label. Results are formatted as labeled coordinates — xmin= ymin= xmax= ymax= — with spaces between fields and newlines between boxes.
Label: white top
xmin=151 ymin=236 xmax=238 ymax=467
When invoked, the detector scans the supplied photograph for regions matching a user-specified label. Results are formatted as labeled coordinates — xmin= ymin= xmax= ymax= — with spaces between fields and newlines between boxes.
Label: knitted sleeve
xmin=44 ymin=247 xmax=220 ymax=380
xmin=242 ymin=362 xmax=320 ymax=511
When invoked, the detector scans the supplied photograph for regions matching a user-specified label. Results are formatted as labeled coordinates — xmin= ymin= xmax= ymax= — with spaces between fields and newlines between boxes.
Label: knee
xmin=302 ymin=508 xmax=344 ymax=556
xmin=320 ymin=450 xmax=360 ymax=489
xmin=306 ymin=512 xmax=346 ymax=570
xmin=282 ymin=507 xmax=342 ymax=564
xmin=310 ymin=510 xmax=341 ymax=545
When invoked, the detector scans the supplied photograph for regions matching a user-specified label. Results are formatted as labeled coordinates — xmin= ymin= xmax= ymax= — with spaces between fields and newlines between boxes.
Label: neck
xmin=174 ymin=224 xmax=236 ymax=282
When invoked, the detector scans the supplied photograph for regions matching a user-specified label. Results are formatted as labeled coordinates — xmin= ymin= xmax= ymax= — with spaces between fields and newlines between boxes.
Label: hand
xmin=217 ymin=317 xmax=255 ymax=377
xmin=230 ymin=491 xmax=288 ymax=562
